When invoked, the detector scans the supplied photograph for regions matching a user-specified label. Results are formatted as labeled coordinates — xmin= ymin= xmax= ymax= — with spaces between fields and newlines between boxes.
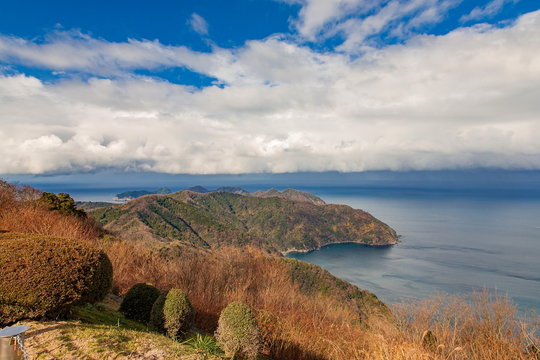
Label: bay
xmin=287 ymin=187 xmax=540 ymax=312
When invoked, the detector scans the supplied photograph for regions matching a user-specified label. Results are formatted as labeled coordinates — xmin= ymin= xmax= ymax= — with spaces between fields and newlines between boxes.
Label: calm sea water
xmin=288 ymin=188 xmax=540 ymax=312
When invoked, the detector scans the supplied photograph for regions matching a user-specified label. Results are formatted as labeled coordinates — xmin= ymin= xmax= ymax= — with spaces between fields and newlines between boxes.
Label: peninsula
xmin=90 ymin=188 xmax=399 ymax=253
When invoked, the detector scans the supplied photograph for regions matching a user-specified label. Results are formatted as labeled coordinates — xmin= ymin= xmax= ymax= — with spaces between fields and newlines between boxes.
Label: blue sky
xmin=1 ymin=1 xmax=536 ymax=52
xmin=0 ymin=0 xmax=539 ymax=176
xmin=1 ymin=0 xmax=537 ymax=80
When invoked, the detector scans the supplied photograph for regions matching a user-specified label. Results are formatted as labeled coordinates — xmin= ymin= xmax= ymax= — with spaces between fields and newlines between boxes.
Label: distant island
xmin=90 ymin=187 xmax=399 ymax=254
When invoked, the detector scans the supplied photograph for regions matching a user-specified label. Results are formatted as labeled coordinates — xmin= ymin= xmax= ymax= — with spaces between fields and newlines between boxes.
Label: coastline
xmin=281 ymin=239 xmax=399 ymax=256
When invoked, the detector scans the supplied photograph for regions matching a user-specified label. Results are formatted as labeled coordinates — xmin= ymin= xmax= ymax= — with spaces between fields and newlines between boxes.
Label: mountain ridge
xmin=112 ymin=185 xmax=327 ymax=205
xmin=114 ymin=187 xmax=172 ymax=200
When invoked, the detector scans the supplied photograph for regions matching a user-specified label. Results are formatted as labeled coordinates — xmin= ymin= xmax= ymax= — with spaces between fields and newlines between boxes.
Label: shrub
xmin=150 ymin=289 xmax=195 ymax=339
xmin=0 ymin=232 xmax=113 ymax=326
xmin=149 ymin=290 xmax=168 ymax=331
xmin=164 ymin=289 xmax=195 ymax=338
xmin=39 ymin=192 xmax=86 ymax=217
xmin=215 ymin=301 xmax=260 ymax=360
xmin=119 ymin=283 xmax=160 ymax=323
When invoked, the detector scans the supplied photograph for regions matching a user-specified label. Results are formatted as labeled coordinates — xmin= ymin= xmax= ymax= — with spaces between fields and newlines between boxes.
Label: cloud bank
xmin=0 ymin=9 xmax=539 ymax=174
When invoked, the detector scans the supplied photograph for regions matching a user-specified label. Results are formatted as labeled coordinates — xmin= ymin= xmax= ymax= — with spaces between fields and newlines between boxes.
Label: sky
xmin=1 ymin=0 xmax=539 ymax=176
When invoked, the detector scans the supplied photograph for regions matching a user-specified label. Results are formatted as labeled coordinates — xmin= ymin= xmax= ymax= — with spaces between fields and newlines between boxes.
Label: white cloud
xmin=336 ymin=0 xmax=461 ymax=51
xmin=461 ymin=0 xmax=517 ymax=22
xmin=0 ymin=30 xmax=230 ymax=77
xmin=288 ymin=0 xmax=371 ymax=40
xmin=281 ymin=0 xmax=460 ymax=49
xmin=0 ymin=11 xmax=539 ymax=174
xmin=188 ymin=13 xmax=209 ymax=35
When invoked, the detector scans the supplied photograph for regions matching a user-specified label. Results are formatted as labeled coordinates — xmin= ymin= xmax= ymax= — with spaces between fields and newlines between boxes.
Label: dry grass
xmin=0 ymin=180 xmax=103 ymax=241
xmin=107 ymin=240 xmax=539 ymax=360
xmin=390 ymin=291 xmax=540 ymax=360
xmin=1 ymin=180 xmax=538 ymax=360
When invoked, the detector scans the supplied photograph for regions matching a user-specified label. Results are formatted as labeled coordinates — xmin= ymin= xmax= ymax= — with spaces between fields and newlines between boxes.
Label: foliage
xmin=0 ymin=232 xmax=113 ymax=325
xmin=149 ymin=290 xmax=168 ymax=331
xmin=39 ymin=192 xmax=87 ymax=217
xmin=163 ymin=289 xmax=195 ymax=339
xmin=215 ymin=301 xmax=260 ymax=360
xmin=119 ymin=283 xmax=161 ymax=323
xmin=151 ymin=289 xmax=195 ymax=339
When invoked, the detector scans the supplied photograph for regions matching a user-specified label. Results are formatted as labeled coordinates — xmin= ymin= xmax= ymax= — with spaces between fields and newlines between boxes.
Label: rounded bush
xmin=0 ymin=232 xmax=113 ymax=326
xmin=215 ymin=301 xmax=260 ymax=360
xmin=119 ymin=283 xmax=160 ymax=322
xmin=149 ymin=290 xmax=168 ymax=331
xmin=150 ymin=289 xmax=195 ymax=339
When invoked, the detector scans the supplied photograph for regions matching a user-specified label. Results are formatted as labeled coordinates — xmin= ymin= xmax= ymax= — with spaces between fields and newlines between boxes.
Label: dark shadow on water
xmin=287 ymin=242 xmax=396 ymax=258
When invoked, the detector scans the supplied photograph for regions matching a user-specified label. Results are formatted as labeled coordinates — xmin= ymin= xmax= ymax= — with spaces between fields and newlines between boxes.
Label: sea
xmin=5 ymin=170 xmax=540 ymax=312
xmin=288 ymin=187 xmax=540 ymax=313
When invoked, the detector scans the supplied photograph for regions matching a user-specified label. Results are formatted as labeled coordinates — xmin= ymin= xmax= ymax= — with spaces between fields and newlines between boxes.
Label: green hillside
xmin=90 ymin=189 xmax=398 ymax=253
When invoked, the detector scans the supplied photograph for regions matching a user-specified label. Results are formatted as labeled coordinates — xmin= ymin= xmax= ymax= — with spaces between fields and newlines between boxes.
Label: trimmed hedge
xmin=150 ymin=289 xmax=194 ymax=339
xmin=0 ymin=232 xmax=113 ymax=326
xmin=119 ymin=283 xmax=160 ymax=323
xmin=215 ymin=301 xmax=260 ymax=360
xmin=149 ymin=290 xmax=168 ymax=331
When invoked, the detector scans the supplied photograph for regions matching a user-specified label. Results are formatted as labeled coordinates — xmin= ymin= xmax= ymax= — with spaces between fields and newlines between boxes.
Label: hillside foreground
xmin=1 ymin=181 xmax=539 ymax=360
xmin=16 ymin=290 xmax=540 ymax=360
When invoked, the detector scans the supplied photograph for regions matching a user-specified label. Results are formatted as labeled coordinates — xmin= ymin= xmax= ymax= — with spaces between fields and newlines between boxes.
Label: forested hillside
xmin=90 ymin=189 xmax=399 ymax=253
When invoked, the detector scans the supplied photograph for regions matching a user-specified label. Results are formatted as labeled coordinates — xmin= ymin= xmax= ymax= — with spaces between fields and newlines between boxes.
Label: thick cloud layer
xmin=0 ymin=11 xmax=539 ymax=174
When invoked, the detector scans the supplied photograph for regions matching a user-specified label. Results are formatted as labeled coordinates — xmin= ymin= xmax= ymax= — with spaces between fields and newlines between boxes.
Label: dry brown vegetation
xmin=107 ymin=240 xmax=540 ymax=360
xmin=0 ymin=180 xmax=104 ymax=241
xmin=1 ymin=180 xmax=538 ymax=360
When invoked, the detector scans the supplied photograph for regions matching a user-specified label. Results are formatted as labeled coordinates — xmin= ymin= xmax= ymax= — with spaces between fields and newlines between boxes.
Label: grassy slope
xmin=21 ymin=297 xmax=224 ymax=360
xmin=90 ymin=190 xmax=398 ymax=253
xmin=283 ymin=258 xmax=388 ymax=318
